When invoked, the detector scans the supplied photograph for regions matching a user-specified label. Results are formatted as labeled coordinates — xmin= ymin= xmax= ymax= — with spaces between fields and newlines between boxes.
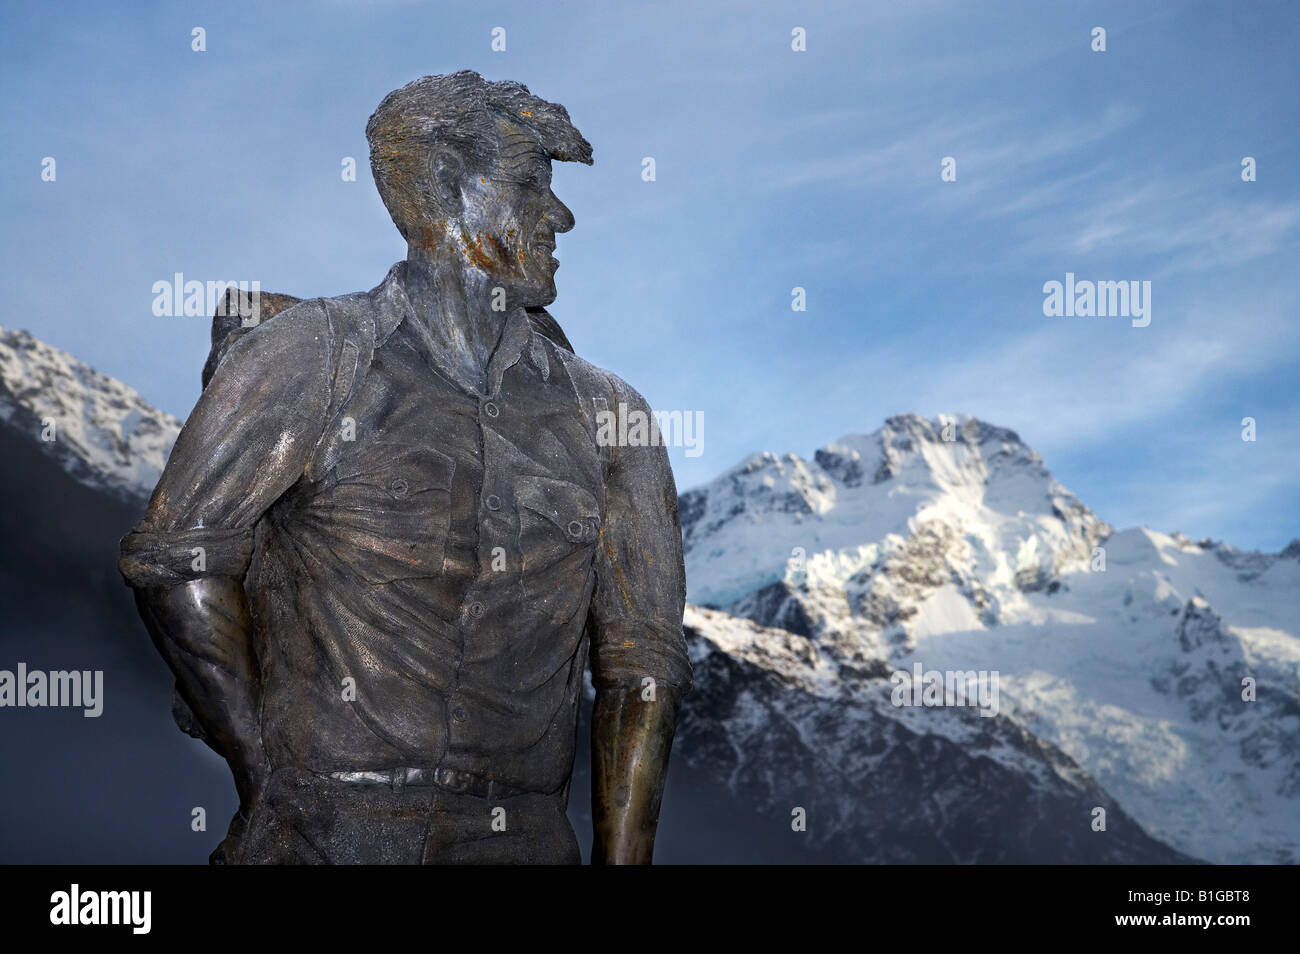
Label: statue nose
xmin=547 ymin=199 xmax=575 ymax=233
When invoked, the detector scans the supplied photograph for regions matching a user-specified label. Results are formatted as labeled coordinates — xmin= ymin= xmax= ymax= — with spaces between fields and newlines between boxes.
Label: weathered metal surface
xmin=118 ymin=71 xmax=689 ymax=865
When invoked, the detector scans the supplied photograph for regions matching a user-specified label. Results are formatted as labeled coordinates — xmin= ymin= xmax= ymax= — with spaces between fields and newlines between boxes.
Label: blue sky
xmin=2 ymin=0 xmax=1296 ymax=550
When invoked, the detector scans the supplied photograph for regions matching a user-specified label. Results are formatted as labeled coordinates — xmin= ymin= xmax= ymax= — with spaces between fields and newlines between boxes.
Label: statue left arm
xmin=588 ymin=380 xmax=693 ymax=865
xmin=591 ymin=681 xmax=684 ymax=864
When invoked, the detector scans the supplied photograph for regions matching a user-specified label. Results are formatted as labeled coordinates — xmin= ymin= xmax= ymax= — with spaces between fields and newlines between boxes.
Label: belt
xmin=319 ymin=766 xmax=531 ymax=799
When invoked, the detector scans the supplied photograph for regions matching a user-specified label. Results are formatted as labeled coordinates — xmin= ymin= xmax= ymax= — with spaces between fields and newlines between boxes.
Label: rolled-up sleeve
xmin=118 ymin=301 xmax=336 ymax=589
xmin=588 ymin=378 xmax=693 ymax=694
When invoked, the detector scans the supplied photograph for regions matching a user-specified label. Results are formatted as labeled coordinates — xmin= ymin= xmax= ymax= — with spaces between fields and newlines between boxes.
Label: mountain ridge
xmin=4 ymin=327 xmax=1294 ymax=863
xmin=675 ymin=412 xmax=1300 ymax=864
xmin=0 ymin=326 xmax=180 ymax=505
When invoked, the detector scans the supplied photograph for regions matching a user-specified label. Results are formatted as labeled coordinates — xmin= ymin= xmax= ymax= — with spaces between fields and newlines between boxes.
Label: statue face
xmin=448 ymin=117 xmax=576 ymax=308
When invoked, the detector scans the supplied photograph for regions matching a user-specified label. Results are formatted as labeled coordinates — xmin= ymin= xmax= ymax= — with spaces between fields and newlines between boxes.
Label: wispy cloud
xmin=2 ymin=0 xmax=1295 ymax=550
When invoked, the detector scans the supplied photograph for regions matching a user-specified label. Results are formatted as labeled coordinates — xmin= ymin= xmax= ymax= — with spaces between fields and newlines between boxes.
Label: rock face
xmin=681 ymin=414 xmax=1112 ymax=612
xmin=678 ymin=607 xmax=1193 ymax=863
xmin=3 ymin=331 xmax=1295 ymax=863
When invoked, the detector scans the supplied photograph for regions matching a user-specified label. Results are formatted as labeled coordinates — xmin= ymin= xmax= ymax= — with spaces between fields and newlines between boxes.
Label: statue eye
xmin=525 ymin=163 xmax=551 ymax=188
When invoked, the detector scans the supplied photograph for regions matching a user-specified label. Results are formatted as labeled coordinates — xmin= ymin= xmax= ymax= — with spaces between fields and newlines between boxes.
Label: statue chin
xmin=511 ymin=281 xmax=557 ymax=309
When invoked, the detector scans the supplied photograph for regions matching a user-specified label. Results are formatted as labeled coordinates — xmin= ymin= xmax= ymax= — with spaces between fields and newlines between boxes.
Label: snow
xmin=0 ymin=326 xmax=181 ymax=502
xmin=680 ymin=412 xmax=1300 ymax=864
xmin=909 ymin=584 xmax=984 ymax=639
xmin=5 ymin=322 xmax=1296 ymax=865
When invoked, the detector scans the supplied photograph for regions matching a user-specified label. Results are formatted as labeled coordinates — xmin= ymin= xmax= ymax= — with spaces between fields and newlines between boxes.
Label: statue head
xmin=366 ymin=71 xmax=593 ymax=308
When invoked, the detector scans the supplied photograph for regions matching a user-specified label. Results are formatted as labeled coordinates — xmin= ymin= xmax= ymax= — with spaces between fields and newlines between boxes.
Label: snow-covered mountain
xmin=0 ymin=328 xmax=221 ymax=864
xmin=0 ymin=326 xmax=180 ymax=504
xmin=3 ymin=327 xmax=1293 ymax=863
xmin=678 ymin=605 xmax=1190 ymax=862
xmin=678 ymin=413 xmax=1300 ymax=864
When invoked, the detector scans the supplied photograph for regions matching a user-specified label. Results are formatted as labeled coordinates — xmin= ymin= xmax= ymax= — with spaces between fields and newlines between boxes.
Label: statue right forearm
xmin=132 ymin=577 xmax=269 ymax=810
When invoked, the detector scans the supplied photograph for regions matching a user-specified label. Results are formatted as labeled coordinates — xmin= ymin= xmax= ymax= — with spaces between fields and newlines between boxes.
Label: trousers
xmin=230 ymin=766 xmax=581 ymax=865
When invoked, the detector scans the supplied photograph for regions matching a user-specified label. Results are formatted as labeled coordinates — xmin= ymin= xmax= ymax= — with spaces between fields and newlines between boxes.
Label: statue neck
xmin=403 ymin=248 xmax=506 ymax=395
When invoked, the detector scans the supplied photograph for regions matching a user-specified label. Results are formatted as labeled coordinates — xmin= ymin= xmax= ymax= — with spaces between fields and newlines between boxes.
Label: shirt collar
xmin=370 ymin=260 xmax=412 ymax=347
xmin=370 ymin=260 xmax=547 ymax=394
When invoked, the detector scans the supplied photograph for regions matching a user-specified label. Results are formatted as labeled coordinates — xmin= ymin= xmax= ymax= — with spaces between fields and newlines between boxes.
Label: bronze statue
xmin=117 ymin=71 xmax=691 ymax=864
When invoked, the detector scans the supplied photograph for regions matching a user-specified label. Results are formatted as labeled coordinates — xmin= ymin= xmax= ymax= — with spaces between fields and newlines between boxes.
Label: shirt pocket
xmin=515 ymin=475 xmax=601 ymax=621
xmin=308 ymin=442 xmax=457 ymax=583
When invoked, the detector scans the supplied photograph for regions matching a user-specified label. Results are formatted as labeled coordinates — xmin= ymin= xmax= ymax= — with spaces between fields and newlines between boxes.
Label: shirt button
xmin=452 ymin=706 xmax=468 ymax=722
xmin=483 ymin=401 xmax=499 ymax=419
xmin=468 ymin=601 xmax=485 ymax=619
xmin=389 ymin=477 xmax=408 ymax=497
xmin=566 ymin=520 xmax=586 ymax=541
xmin=486 ymin=494 xmax=502 ymax=511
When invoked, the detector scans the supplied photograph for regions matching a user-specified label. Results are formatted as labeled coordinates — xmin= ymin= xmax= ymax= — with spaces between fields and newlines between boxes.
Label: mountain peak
xmin=816 ymin=413 xmax=1044 ymax=493
xmin=0 ymin=325 xmax=181 ymax=504
xmin=881 ymin=411 xmax=1027 ymax=448
xmin=681 ymin=412 xmax=1099 ymax=607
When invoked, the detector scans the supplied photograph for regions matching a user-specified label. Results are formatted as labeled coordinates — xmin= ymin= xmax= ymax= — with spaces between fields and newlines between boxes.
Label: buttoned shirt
xmin=118 ymin=262 xmax=691 ymax=796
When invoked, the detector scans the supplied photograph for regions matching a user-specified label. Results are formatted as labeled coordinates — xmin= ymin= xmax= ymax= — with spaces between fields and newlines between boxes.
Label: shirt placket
xmin=445 ymin=379 xmax=510 ymax=746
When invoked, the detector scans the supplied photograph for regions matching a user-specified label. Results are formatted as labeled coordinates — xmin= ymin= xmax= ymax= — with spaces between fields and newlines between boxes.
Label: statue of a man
xmin=117 ymin=71 xmax=691 ymax=864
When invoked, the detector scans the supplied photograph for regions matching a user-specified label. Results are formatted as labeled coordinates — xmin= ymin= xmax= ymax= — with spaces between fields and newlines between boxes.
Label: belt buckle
xmin=435 ymin=767 xmax=469 ymax=794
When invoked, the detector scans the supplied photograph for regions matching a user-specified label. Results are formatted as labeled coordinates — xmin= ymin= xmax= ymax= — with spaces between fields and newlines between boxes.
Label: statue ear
xmin=429 ymin=147 xmax=466 ymax=215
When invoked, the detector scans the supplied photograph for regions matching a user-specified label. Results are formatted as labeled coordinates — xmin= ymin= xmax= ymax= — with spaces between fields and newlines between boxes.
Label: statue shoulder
xmin=202 ymin=288 xmax=381 ymax=390
xmin=556 ymin=347 xmax=652 ymax=414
